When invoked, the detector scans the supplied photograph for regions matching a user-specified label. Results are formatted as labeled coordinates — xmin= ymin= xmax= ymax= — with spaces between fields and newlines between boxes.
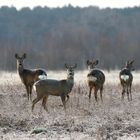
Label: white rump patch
xmin=38 ymin=75 xmax=47 ymax=80
xmin=88 ymin=76 xmax=97 ymax=82
xmin=121 ymin=75 xmax=129 ymax=81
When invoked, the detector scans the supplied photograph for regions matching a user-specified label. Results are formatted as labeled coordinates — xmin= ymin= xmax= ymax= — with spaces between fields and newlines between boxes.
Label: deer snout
xmin=131 ymin=68 xmax=135 ymax=71
xmin=18 ymin=63 xmax=23 ymax=67
xmin=69 ymin=72 xmax=74 ymax=76
xmin=68 ymin=72 xmax=74 ymax=79
xmin=18 ymin=61 xmax=23 ymax=66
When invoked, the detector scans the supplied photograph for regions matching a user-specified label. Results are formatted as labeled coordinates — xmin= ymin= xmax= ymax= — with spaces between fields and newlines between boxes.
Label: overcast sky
xmin=0 ymin=0 xmax=140 ymax=9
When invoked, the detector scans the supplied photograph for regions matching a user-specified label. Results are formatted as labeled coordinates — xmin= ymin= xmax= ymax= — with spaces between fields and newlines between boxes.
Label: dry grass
xmin=0 ymin=71 xmax=140 ymax=139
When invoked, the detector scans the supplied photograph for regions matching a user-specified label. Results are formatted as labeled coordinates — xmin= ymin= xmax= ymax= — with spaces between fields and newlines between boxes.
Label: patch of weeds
xmin=31 ymin=128 xmax=47 ymax=134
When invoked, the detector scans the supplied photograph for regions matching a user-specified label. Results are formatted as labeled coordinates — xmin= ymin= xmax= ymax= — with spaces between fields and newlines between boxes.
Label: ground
xmin=0 ymin=71 xmax=140 ymax=140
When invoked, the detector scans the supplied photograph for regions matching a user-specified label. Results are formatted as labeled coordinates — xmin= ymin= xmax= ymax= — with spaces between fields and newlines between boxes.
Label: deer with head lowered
xmin=119 ymin=60 xmax=134 ymax=101
xmin=87 ymin=60 xmax=105 ymax=102
xmin=32 ymin=64 xmax=77 ymax=112
xmin=15 ymin=53 xmax=47 ymax=101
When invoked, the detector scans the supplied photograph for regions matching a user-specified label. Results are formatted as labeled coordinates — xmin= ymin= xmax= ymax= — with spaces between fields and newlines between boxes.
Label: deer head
xmin=65 ymin=64 xmax=77 ymax=78
xmin=87 ymin=60 xmax=99 ymax=70
xmin=15 ymin=53 xmax=26 ymax=67
xmin=125 ymin=60 xmax=135 ymax=71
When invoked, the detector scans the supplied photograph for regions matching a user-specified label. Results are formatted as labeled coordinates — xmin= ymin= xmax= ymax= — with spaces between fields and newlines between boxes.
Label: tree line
xmin=0 ymin=5 xmax=140 ymax=71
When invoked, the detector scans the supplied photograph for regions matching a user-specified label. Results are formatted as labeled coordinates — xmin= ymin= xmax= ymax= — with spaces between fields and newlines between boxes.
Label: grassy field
xmin=0 ymin=70 xmax=140 ymax=139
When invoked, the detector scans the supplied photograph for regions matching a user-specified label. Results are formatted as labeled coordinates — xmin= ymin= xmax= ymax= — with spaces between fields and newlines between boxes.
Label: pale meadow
xmin=0 ymin=70 xmax=140 ymax=139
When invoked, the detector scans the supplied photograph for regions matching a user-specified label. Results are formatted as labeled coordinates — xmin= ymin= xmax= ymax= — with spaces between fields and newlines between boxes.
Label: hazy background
xmin=0 ymin=4 xmax=140 ymax=71
xmin=0 ymin=2 xmax=140 ymax=139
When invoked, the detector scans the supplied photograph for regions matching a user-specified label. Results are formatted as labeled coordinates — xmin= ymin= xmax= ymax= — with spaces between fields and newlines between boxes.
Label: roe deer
xmin=119 ymin=60 xmax=134 ymax=101
xmin=32 ymin=64 xmax=77 ymax=112
xmin=15 ymin=53 xmax=47 ymax=100
xmin=87 ymin=60 xmax=105 ymax=102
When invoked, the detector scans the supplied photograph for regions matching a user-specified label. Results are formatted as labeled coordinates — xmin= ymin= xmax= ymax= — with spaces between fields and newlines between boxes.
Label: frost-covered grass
xmin=0 ymin=70 xmax=140 ymax=139
xmin=0 ymin=70 xmax=139 ymax=85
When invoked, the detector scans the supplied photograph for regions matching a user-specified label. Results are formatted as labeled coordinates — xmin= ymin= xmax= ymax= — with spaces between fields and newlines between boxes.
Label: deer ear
xmin=65 ymin=63 xmax=68 ymax=69
xmin=73 ymin=64 xmax=77 ymax=68
xmin=22 ymin=53 xmax=26 ymax=59
xmin=129 ymin=60 xmax=134 ymax=65
xmin=87 ymin=60 xmax=90 ymax=65
xmin=125 ymin=61 xmax=129 ymax=66
xmin=93 ymin=60 xmax=99 ymax=65
xmin=15 ymin=53 xmax=19 ymax=59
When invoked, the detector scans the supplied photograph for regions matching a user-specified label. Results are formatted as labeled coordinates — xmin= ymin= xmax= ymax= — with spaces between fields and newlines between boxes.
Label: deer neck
xmin=125 ymin=67 xmax=131 ymax=72
xmin=67 ymin=76 xmax=74 ymax=85
xmin=17 ymin=64 xmax=24 ymax=75
xmin=66 ymin=76 xmax=74 ymax=92
xmin=89 ymin=67 xmax=95 ymax=73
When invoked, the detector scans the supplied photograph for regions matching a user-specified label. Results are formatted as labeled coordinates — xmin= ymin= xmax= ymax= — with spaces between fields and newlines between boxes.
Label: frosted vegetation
xmin=0 ymin=70 xmax=140 ymax=139
xmin=0 ymin=70 xmax=139 ymax=85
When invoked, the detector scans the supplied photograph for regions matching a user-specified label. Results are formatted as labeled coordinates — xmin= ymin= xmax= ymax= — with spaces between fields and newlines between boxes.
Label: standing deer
xmin=32 ymin=64 xmax=77 ymax=112
xmin=119 ymin=60 xmax=134 ymax=101
xmin=15 ymin=53 xmax=47 ymax=101
xmin=87 ymin=60 xmax=105 ymax=102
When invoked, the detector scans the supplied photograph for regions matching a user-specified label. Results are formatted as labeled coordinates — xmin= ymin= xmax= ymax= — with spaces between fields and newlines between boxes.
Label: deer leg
xmin=65 ymin=95 xmax=69 ymax=103
xmin=25 ymin=85 xmax=30 ymax=100
xmin=61 ymin=95 xmax=66 ymax=110
xmin=42 ymin=96 xmax=48 ymax=112
xmin=32 ymin=96 xmax=43 ymax=112
xmin=29 ymin=85 xmax=33 ymax=101
xmin=100 ymin=86 xmax=103 ymax=102
xmin=121 ymin=86 xmax=125 ymax=101
xmin=127 ymin=86 xmax=130 ymax=101
xmin=89 ymin=87 xmax=92 ymax=102
xmin=94 ymin=88 xmax=98 ymax=102
xmin=129 ymin=84 xmax=132 ymax=101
